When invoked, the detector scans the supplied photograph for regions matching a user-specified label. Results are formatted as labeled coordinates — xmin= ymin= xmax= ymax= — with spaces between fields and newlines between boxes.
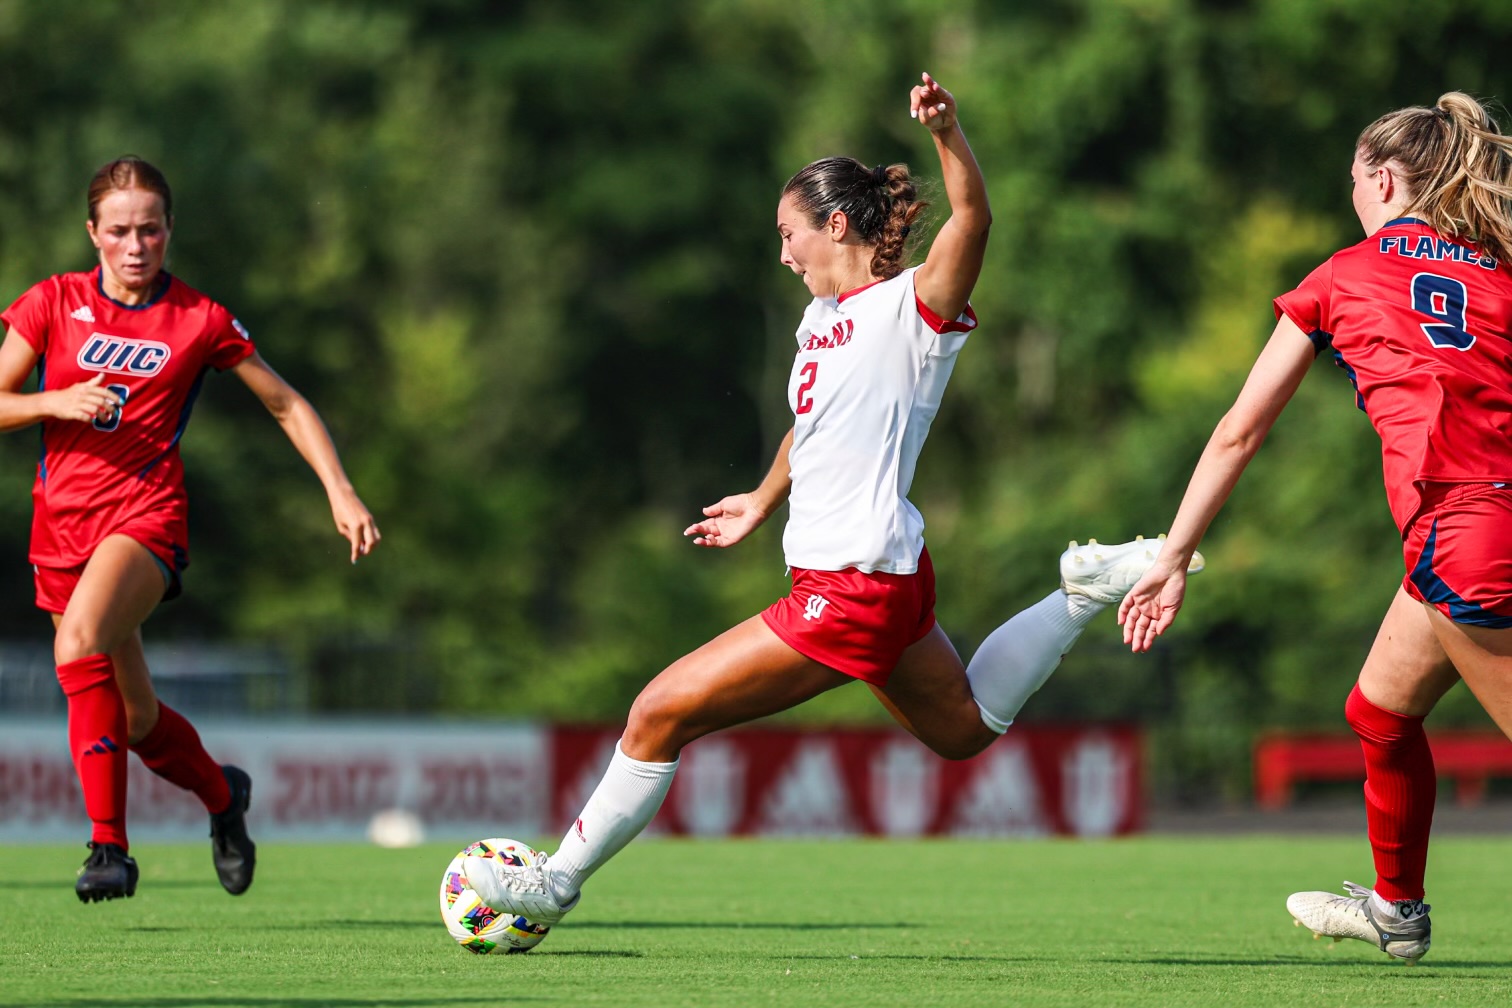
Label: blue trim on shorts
xmin=1409 ymin=519 xmax=1512 ymax=628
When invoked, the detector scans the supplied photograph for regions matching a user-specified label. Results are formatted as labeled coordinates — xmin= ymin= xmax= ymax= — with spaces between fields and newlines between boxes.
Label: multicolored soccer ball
xmin=438 ymin=838 xmax=553 ymax=954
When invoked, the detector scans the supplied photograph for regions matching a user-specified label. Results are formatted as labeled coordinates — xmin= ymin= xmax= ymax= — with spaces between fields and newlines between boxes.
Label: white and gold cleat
xmin=1287 ymin=882 xmax=1431 ymax=963
xmin=1059 ymin=534 xmax=1204 ymax=604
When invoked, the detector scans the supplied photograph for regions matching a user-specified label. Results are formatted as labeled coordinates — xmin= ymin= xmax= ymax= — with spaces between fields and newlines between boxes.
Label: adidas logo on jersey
xmin=70 ymin=305 xmax=95 ymax=323
xmin=78 ymin=335 xmax=172 ymax=376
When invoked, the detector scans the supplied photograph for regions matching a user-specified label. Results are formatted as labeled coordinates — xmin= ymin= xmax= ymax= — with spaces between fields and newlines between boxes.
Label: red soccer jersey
xmin=1274 ymin=217 xmax=1512 ymax=532
xmin=0 ymin=269 xmax=255 ymax=568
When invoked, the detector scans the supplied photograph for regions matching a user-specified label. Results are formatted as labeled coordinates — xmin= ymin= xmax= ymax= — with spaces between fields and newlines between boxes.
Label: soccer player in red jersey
xmin=0 ymin=156 xmax=380 ymax=902
xmin=1120 ymin=93 xmax=1512 ymax=963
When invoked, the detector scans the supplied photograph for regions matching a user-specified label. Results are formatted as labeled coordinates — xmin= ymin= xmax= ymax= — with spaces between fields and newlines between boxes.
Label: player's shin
xmin=131 ymin=702 xmax=233 ymax=813
xmin=547 ymin=739 xmax=679 ymax=902
xmin=965 ymin=591 xmax=1103 ymax=733
xmin=58 ymin=653 xmax=130 ymax=849
xmin=1346 ymin=684 xmax=1435 ymax=901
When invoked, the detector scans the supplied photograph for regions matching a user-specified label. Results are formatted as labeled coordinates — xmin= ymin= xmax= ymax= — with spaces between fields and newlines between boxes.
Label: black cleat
xmin=210 ymin=765 xmax=256 ymax=895
xmin=76 ymin=842 xmax=138 ymax=903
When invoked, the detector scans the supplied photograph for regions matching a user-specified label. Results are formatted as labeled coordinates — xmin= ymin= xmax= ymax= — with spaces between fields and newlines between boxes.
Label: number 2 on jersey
xmin=795 ymin=361 xmax=818 ymax=415
xmin=93 ymin=384 xmax=130 ymax=432
xmin=1411 ymin=272 xmax=1475 ymax=351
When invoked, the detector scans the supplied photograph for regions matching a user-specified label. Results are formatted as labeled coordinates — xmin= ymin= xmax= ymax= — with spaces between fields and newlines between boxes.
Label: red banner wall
xmin=552 ymin=725 xmax=1142 ymax=838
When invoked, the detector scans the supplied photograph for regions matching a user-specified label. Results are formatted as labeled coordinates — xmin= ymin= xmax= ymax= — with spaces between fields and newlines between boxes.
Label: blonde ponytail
xmin=1359 ymin=92 xmax=1512 ymax=263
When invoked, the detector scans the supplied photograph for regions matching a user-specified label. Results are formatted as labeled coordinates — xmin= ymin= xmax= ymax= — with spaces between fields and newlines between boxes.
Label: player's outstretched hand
xmin=330 ymin=489 xmax=381 ymax=564
xmin=910 ymin=71 xmax=957 ymax=132
xmin=1117 ymin=561 xmax=1189 ymax=653
xmin=51 ymin=373 xmax=121 ymax=424
xmin=684 ymin=493 xmax=768 ymax=548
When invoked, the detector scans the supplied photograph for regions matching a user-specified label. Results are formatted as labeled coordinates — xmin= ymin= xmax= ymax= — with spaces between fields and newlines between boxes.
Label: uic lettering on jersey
xmin=77 ymin=335 xmax=173 ymax=376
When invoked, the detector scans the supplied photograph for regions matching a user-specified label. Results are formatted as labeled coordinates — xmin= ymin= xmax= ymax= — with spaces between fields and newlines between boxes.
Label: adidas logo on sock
xmin=70 ymin=305 xmax=95 ymax=323
xmin=83 ymin=735 xmax=120 ymax=756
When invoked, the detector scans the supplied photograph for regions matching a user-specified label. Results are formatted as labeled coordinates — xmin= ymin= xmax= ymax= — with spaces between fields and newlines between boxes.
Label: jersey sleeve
xmin=907 ymin=268 xmax=978 ymax=358
xmin=204 ymin=305 xmax=256 ymax=371
xmin=0 ymin=277 xmax=60 ymax=355
xmin=1273 ymin=258 xmax=1335 ymax=354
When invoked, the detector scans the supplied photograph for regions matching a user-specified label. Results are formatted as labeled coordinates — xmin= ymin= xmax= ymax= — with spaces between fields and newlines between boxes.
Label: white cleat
xmin=1287 ymin=882 xmax=1431 ymax=963
xmin=464 ymin=852 xmax=580 ymax=926
xmin=1060 ymin=534 xmax=1205 ymax=604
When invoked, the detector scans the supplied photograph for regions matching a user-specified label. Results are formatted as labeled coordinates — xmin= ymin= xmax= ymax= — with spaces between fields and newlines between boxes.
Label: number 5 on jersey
xmin=795 ymin=361 xmax=818 ymax=415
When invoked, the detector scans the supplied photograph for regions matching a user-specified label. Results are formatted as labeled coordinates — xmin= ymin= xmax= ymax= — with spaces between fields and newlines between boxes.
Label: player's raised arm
xmin=911 ymin=72 xmax=991 ymax=324
xmin=231 ymin=351 xmax=380 ymax=563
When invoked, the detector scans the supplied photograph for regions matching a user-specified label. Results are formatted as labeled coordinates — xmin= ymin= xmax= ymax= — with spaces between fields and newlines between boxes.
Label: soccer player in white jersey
xmin=467 ymin=72 xmax=1202 ymax=925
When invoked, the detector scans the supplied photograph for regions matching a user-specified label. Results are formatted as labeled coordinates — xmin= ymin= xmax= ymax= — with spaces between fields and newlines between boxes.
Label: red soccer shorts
xmin=761 ymin=547 xmax=937 ymax=686
xmin=34 ymin=534 xmax=185 ymax=614
xmin=1402 ymin=482 xmax=1512 ymax=628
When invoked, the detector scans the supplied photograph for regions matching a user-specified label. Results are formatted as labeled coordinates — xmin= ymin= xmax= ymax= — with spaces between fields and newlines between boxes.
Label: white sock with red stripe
xmin=547 ymin=740 xmax=678 ymax=903
xmin=966 ymin=590 xmax=1104 ymax=733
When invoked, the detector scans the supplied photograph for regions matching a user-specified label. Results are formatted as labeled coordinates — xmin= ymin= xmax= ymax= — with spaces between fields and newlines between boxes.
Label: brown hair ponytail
xmin=782 ymin=157 xmax=927 ymax=280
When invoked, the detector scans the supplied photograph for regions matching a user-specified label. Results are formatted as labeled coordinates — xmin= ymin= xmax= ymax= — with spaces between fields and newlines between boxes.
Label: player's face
xmin=777 ymin=194 xmax=831 ymax=295
xmin=87 ymin=188 xmax=172 ymax=302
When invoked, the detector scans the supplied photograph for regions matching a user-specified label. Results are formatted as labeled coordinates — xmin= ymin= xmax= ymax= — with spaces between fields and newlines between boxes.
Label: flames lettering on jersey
xmin=801 ymin=318 xmax=853 ymax=351
xmin=1379 ymin=234 xmax=1497 ymax=270
xmin=77 ymin=334 xmax=172 ymax=376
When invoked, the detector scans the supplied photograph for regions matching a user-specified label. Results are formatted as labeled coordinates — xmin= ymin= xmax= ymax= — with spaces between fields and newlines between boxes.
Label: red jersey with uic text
xmin=0 ymin=269 xmax=255 ymax=567
xmin=1274 ymin=217 xmax=1512 ymax=532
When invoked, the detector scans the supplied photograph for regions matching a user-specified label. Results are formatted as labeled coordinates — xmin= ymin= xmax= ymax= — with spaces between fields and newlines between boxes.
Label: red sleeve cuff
xmin=915 ymin=295 xmax=978 ymax=334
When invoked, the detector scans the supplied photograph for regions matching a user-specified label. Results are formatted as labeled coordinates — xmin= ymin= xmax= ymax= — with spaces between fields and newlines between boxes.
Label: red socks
xmin=131 ymin=702 xmax=232 ymax=814
xmin=57 ymin=654 xmax=128 ymax=850
xmin=1345 ymin=684 xmax=1435 ymax=901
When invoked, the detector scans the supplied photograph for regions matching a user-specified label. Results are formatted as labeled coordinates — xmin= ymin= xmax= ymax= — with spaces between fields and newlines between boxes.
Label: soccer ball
xmin=438 ymin=838 xmax=554 ymax=954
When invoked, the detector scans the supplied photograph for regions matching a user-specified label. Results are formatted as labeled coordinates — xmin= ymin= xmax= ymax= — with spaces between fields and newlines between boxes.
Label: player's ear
xmin=826 ymin=210 xmax=849 ymax=242
xmin=1375 ymin=163 xmax=1399 ymax=205
xmin=85 ymin=220 xmax=101 ymax=249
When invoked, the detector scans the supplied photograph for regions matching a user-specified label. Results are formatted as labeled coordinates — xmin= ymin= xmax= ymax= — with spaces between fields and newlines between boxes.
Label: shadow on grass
xmin=16 ymin=1001 xmax=545 ymax=1008
xmin=1107 ymin=955 xmax=1512 ymax=970
xmin=0 ymin=879 xmax=216 ymax=891
xmin=567 ymin=920 xmax=915 ymax=931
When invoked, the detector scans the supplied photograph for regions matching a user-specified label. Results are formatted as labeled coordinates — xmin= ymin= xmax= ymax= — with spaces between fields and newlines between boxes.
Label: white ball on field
xmin=367 ymin=808 xmax=425 ymax=848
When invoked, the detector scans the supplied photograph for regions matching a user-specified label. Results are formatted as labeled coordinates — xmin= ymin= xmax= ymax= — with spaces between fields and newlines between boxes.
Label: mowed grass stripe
xmin=1 ymin=836 xmax=1509 ymax=1007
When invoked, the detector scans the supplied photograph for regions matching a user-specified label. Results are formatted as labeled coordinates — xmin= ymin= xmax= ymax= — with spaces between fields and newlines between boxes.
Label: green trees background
xmin=1 ymin=0 xmax=1508 ymax=799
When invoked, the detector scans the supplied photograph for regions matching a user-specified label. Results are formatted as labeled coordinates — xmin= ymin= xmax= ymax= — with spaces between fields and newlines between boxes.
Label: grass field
xmin=3 ymin=836 xmax=1511 ymax=1007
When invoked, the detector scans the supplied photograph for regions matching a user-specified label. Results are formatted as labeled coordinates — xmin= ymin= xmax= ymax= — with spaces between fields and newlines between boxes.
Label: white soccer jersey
xmin=782 ymin=266 xmax=976 ymax=574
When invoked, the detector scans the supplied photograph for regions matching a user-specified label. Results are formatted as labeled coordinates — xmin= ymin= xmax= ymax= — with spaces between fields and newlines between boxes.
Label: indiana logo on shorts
xmin=78 ymin=334 xmax=172 ymax=376
xmin=802 ymin=593 xmax=831 ymax=621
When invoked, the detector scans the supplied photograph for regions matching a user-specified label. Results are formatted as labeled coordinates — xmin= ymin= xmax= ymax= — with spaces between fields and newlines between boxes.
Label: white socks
xmin=966 ymin=590 xmax=1104 ymax=734
xmin=547 ymin=740 xmax=678 ymax=902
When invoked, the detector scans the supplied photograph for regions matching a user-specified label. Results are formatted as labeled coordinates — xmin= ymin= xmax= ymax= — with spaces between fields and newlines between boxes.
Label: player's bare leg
xmin=1287 ymin=589 xmax=1454 ymax=962
xmin=621 ymin=614 xmax=852 ymax=762
xmin=1428 ymin=611 xmax=1512 ymax=739
xmin=869 ymin=625 xmax=996 ymax=760
xmin=468 ymin=616 xmax=851 ymax=921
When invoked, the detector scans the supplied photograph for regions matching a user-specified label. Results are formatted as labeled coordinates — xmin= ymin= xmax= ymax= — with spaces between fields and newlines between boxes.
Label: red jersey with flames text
xmin=0 ymin=269 xmax=255 ymax=568
xmin=784 ymin=266 xmax=976 ymax=574
xmin=1274 ymin=217 xmax=1512 ymax=533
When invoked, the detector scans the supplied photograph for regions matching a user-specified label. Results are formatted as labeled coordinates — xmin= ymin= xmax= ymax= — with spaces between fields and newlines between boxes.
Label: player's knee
xmin=623 ymin=686 xmax=693 ymax=762
xmin=926 ymin=732 xmax=993 ymax=762
xmin=53 ymin=624 xmax=108 ymax=666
